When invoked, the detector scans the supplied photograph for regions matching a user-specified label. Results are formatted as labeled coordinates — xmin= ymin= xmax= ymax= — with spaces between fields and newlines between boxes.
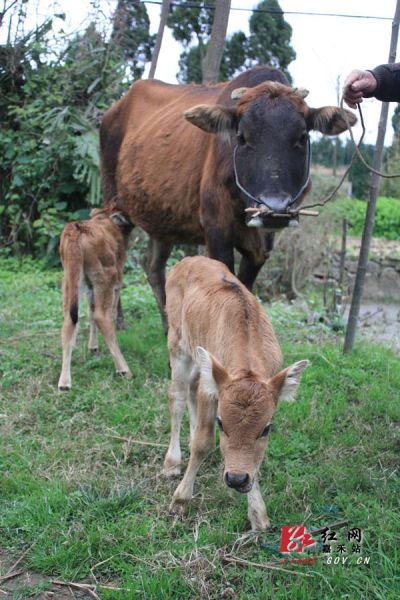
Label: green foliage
xmin=0 ymin=3 xmax=152 ymax=260
xmin=0 ymin=260 xmax=399 ymax=598
xmin=245 ymin=0 xmax=296 ymax=81
xmin=330 ymin=196 xmax=400 ymax=241
xmin=174 ymin=0 xmax=295 ymax=83
xmin=110 ymin=0 xmax=154 ymax=79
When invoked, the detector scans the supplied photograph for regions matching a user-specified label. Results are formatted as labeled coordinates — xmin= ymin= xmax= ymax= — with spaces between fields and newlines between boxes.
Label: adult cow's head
xmin=197 ymin=347 xmax=309 ymax=494
xmin=184 ymin=81 xmax=357 ymax=221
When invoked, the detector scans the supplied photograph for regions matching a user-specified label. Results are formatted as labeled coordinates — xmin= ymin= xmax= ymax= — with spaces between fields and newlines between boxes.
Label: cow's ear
xmin=307 ymin=107 xmax=357 ymax=135
xmin=269 ymin=360 xmax=310 ymax=403
xmin=196 ymin=346 xmax=230 ymax=396
xmin=184 ymin=104 xmax=237 ymax=135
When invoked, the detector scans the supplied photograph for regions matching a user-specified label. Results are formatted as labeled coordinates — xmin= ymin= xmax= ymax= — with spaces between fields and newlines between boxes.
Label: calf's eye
xmin=216 ymin=416 xmax=224 ymax=432
xmin=260 ymin=424 xmax=272 ymax=438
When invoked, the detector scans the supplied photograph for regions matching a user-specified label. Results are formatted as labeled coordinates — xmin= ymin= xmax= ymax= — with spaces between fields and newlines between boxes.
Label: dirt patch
xmin=346 ymin=302 xmax=400 ymax=353
xmin=0 ymin=548 xmax=96 ymax=599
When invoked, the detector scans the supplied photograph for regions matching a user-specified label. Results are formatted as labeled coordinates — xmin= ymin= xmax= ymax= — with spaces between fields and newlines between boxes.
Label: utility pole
xmin=344 ymin=0 xmax=400 ymax=353
xmin=148 ymin=0 xmax=171 ymax=79
xmin=202 ymin=0 xmax=231 ymax=84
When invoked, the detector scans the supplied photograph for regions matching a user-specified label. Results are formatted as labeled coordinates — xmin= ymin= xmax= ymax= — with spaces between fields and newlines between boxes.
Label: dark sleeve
xmin=365 ymin=63 xmax=400 ymax=102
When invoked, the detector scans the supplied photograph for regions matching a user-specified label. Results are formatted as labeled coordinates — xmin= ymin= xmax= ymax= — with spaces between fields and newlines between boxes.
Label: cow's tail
xmin=61 ymin=233 xmax=83 ymax=326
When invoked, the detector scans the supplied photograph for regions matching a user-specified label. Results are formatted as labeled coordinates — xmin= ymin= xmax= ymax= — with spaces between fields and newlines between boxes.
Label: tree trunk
xmin=148 ymin=0 xmax=170 ymax=79
xmin=344 ymin=0 xmax=400 ymax=353
xmin=202 ymin=0 xmax=231 ymax=84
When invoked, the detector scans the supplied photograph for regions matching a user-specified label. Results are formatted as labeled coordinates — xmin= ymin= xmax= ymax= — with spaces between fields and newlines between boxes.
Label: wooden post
xmin=344 ymin=0 xmax=400 ymax=353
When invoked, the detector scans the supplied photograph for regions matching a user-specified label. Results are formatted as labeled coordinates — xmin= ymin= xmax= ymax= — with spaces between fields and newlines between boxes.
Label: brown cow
xmin=58 ymin=205 xmax=133 ymax=391
xmin=100 ymin=66 xmax=356 ymax=326
xmin=163 ymin=256 xmax=309 ymax=530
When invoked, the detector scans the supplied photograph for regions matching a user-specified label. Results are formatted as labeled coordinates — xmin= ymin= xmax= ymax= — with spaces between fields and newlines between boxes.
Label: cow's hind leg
xmin=247 ymin=475 xmax=270 ymax=531
xmin=163 ymin=354 xmax=191 ymax=477
xmin=169 ymin=386 xmax=217 ymax=516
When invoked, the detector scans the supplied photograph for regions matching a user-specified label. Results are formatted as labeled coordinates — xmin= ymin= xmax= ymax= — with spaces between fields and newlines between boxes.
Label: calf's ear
xmin=110 ymin=212 xmax=132 ymax=227
xmin=196 ymin=347 xmax=230 ymax=396
xmin=184 ymin=104 xmax=237 ymax=136
xmin=270 ymin=360 xmax=310 ymax=403
xmin=307 ymin=107 xmax=357 ymax=135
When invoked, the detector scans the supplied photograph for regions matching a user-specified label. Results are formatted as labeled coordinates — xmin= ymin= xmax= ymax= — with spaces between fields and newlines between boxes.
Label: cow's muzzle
xmin=258 ymin=194 xmax=292 ymax=215
xmin=225 ymin=472 xmax=253 ymax=493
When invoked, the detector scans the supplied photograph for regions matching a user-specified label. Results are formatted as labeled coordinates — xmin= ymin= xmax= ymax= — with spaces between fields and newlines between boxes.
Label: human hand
xmin=343 ymin=69 xmax=377 ymax=108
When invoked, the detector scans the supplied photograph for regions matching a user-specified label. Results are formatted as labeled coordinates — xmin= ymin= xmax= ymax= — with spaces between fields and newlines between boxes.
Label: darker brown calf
xmin=58 ymin=205 xmax=133 ymax=391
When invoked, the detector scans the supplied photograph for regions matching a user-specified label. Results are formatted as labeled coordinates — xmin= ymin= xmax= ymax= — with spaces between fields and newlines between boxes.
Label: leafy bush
xmin=331 ymin=197 xmax=400 ymax=241
xmin=0 ymin=4 xmax=153 ymax=261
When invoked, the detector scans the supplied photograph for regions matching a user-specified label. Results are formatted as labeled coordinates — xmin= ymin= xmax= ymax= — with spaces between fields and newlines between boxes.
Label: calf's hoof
xmin=169 ymin=497 xmax=189 ymax=517
xmin=249 ymin=514 xmax=271 ymax=532
xmin=116 ymin=370 xmax=132 ymax=379
xmin=162 ymin=463 xmax=181 ymax=478
xmin=58 ymin=385 xmax=71 ymax=392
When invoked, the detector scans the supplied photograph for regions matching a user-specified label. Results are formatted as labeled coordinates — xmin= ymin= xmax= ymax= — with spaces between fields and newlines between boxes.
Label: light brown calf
xmin=163 ymin=256 xmax=309 ymax=530
xmin=58 ymin=206 xmax=133 ymax=391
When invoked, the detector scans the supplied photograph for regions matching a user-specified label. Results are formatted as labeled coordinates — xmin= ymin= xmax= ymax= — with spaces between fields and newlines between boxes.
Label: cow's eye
xmin=216 ymin=416 xmax=224 ymax=432
xmin=260 ymin=424 xmax=271 ymax=438
xmin=297 ymin=132 xmax=308 ymax=147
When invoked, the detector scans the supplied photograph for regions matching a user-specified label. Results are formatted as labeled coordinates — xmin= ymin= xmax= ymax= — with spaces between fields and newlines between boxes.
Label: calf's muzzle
xmin=225 ymin=471 xmax=252 ymax=493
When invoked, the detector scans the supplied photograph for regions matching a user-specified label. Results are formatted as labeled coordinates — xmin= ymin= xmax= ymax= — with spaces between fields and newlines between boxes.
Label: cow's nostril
xmin=225 ymin=472 xmax=250 ymax=488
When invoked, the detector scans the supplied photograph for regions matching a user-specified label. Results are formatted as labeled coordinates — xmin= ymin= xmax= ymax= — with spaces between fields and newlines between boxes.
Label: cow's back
xmin=166 ymin=256 xmax=282 ymax=378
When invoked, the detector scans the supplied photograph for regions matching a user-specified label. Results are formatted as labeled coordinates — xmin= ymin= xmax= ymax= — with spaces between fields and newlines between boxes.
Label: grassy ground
xmin=0 ymin=258 xmax=399 ymax=599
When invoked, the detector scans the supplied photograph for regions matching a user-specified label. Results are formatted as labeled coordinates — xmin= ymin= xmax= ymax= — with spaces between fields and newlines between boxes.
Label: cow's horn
xmin=231 ymin=87 xmax=248 ymax=100
xmin=293 ymin=87 xmax=309 ymax=99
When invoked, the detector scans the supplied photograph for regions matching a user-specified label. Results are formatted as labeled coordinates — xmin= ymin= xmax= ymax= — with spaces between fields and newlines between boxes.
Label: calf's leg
xmin=87 ymin=289 xmax=98 ymax=352
xmin=163 ymin=355 xmax=191 ymax=476
xmin=93 ymin=286 xmax=131 ymax=377
xmin=247 ymin=475 xmax=270 ymax=531
xmin=169 ymin=388 xmax=216 ymax=516
xmin=58 ymin=310 xmax=79 ymax=391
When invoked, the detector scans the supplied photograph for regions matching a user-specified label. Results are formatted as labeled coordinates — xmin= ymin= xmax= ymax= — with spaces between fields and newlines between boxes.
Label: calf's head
xmin=185 ymin=81 xmax=356 ymax=221
xmin=197 ymin=347 xmax=309 ymax=493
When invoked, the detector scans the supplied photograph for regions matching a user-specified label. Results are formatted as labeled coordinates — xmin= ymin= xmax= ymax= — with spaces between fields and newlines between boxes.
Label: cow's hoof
xmin=89 ymin=347 xmax=99 ymax=354
xmin=169 ymin=498 xmax=188 ymax=517
xmin=58 ymin=385 xmax=71 ymax=392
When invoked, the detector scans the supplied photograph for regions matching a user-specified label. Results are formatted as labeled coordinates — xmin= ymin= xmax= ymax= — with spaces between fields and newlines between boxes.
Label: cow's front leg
xmin=247 ymin=475 xmax=270 ymax=531
xmin=204 ymin=226 xmax=235 ymax=273
xmin=236 ymin=231 xmax=274 ymax=290
xmin=169 ymin=388 xmax=217 ymax=516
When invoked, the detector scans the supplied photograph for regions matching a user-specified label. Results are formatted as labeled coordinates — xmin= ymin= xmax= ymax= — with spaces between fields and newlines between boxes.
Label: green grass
xmin=0 ymin=258 xmax=399 ymax=599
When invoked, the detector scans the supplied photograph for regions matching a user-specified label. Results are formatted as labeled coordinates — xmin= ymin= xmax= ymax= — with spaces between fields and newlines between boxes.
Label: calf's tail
xmin=62 ymin=236 xmax=84 ymax=325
